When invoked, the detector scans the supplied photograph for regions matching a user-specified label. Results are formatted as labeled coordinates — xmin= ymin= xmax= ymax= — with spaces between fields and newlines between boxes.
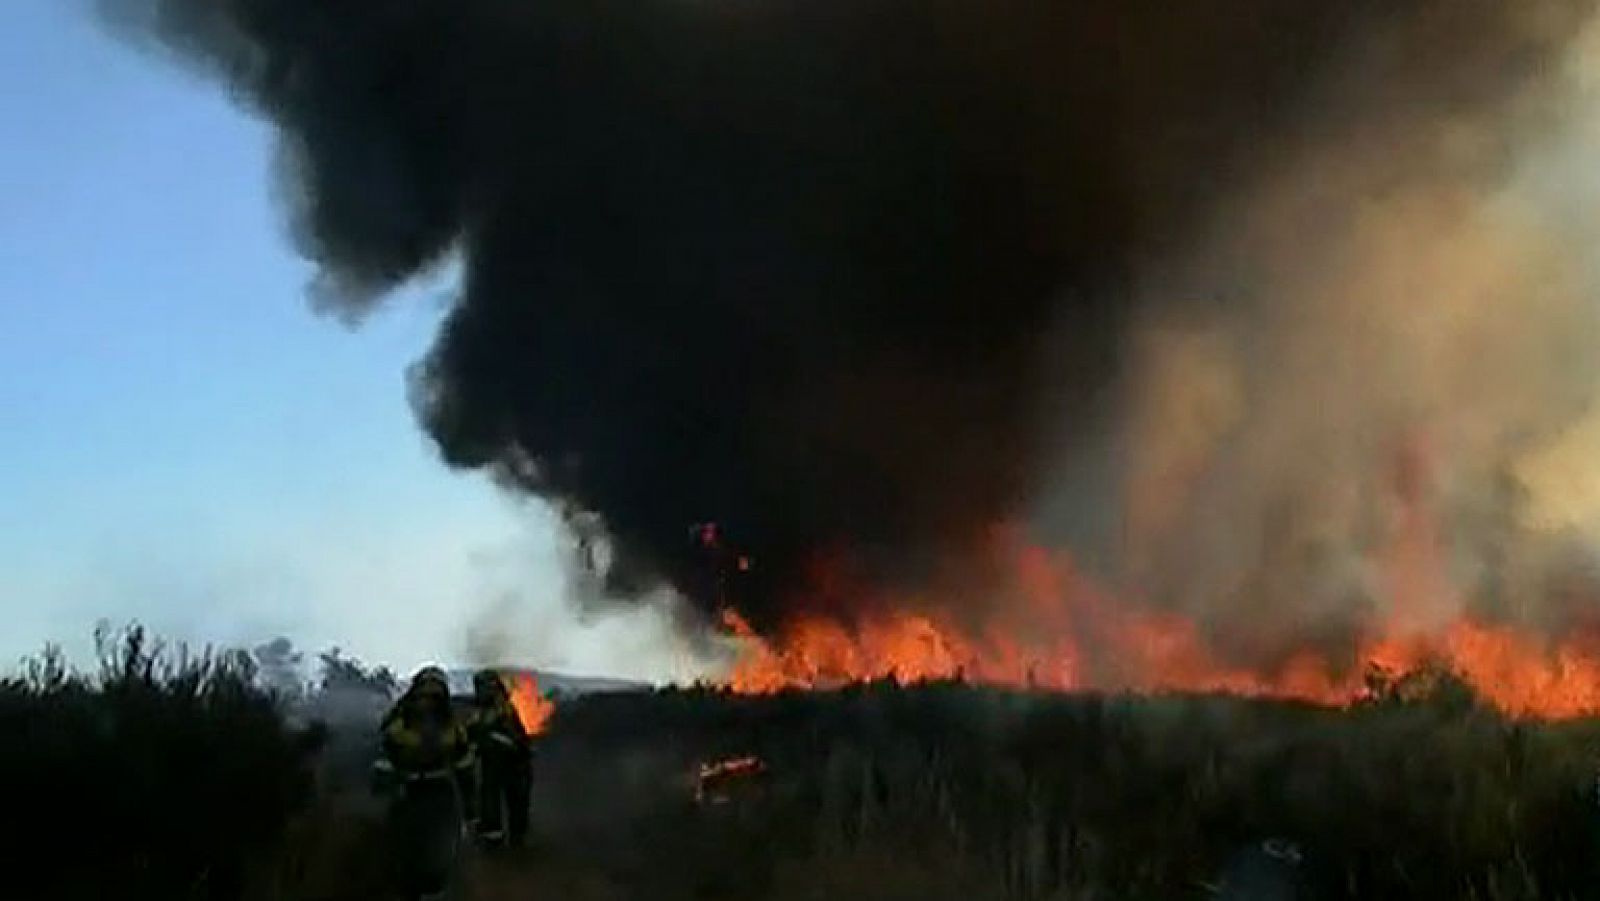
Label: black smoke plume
xmin=102 ymin=0 xmax=1595 ymax=633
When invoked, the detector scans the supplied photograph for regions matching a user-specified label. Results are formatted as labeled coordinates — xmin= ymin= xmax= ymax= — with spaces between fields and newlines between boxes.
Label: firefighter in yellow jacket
xmin=374 ymin=666 xmax=477 ymax=899
xmin=467 ymin=669 xmax=532 ymax=849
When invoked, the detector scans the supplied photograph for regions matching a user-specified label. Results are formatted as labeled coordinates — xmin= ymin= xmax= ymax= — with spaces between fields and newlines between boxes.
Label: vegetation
xmin=315 ymin=647 xmax=398 ymax=697
xmin=2 ymin=626 xmax=321 ymax=901
xmin=524 ymin=681 xmax=1600 ymax=901
xmin=9 ymin=626 xmax=1600 ymax=900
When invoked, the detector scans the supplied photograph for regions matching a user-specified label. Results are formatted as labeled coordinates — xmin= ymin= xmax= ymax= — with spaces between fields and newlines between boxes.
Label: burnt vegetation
xmin=10 ymin=627 xmax=1600 ymax=900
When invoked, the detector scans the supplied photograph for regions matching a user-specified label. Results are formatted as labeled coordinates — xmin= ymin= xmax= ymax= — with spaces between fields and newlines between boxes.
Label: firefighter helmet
xmin=472 ymin=668 xmax=505 ymax=696
xmin=411 ymin=665 xmax=450 ymax=697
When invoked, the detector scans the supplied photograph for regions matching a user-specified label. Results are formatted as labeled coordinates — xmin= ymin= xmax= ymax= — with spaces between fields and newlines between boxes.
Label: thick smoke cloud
xmin=1042 ymin=8 xmax=1600 ymax=669
xmin=105 ymin=0 xmax=1598 ymax=639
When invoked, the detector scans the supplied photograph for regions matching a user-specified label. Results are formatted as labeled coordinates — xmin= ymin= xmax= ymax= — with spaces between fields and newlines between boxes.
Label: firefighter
xmin=467 ymin=668 xmax=533 ymax=849
xmin=374 ymin=665 xmax=477 ymax=899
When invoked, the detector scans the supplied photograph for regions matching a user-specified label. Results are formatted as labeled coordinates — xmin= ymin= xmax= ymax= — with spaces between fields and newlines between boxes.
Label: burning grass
xmin=717 ymin=528 xmax=1600 ymax=721
xmin=724 ymin=605 xmax=1600 ymax=719
xmin=13 ymin=626 xmax=1600 ymax=900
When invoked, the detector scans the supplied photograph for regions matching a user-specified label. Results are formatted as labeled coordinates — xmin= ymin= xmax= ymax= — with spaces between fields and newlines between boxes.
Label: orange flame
xmin=715 ymin=435 xmax=1600 ymax=719
xmin=725 ymin=605 xmax=1600 ymax=718
xmin=507 ymin=672 xmax=556 ymax=735
xmin=719 ymin=535 xmax=1600 ymax=719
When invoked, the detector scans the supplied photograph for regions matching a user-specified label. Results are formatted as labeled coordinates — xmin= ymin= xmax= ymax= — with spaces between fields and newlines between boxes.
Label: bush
xmin=0 ymin=625 xmax=320 ymax=901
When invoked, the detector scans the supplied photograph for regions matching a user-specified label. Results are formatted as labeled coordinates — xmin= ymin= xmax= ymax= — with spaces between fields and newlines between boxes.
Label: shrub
xmin=1 ymin=625 xmax=320 ymax=901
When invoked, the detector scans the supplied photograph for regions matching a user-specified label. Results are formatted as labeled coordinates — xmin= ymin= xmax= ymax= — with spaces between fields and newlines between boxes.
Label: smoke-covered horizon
xmin=103 ymin=0 xmax=1600 ymax=667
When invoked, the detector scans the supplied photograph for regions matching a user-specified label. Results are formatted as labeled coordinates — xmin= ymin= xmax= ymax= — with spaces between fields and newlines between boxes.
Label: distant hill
xmin=297 ymin=669 xmax=652 ymax=729
xmin=443 ymin=667 xmax=652 ymax=700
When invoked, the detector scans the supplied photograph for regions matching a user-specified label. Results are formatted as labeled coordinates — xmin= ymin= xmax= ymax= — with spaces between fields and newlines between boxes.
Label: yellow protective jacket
xmin=376 ymin=695 xmax=477 ymax=813
xmin=467 ymin=695 xmax=530 ymax=756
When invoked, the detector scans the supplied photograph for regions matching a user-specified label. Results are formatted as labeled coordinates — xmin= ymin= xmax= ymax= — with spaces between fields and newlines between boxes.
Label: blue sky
xmin=0 ymin=1 xmax=695 ymax=679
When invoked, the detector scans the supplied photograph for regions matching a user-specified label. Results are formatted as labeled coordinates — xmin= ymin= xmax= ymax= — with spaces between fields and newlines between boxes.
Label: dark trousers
xmin=390 ymin=778 xmax=462 ymax=898
xmin=478 ymin=748 xmax=531 ymax=845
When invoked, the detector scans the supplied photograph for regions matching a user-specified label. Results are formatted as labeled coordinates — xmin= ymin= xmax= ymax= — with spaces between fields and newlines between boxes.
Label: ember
xmin=694 ymin=755 xmax=767 ymax=805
